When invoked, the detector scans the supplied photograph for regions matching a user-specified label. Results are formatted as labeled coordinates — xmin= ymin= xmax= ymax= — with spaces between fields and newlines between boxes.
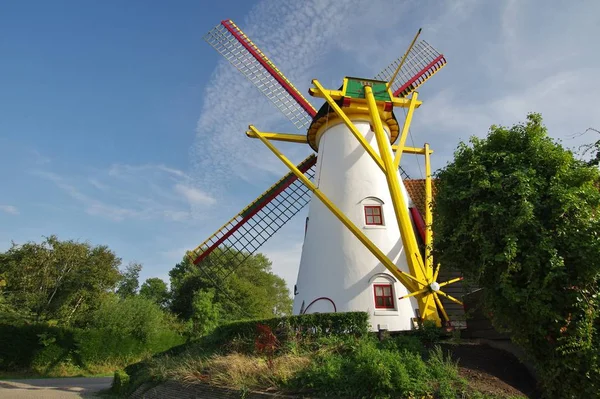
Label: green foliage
xmin=433 ymin=113 xmax=600 ymax=398
xmin=288 ymin=337 xmax=466 ymax=398
xmin=88 ymin=294 xmax=179 ymax=343
xmin=139 ymin=277 xmax=170 ymax=309
xmin=169 ymin=249 xmax=292 ymax=322
xmin=0 ymin=236 xmax=121 ymax=325
xmin=190 ymin=289 xmax=221 ymax=337
xmin=0 ymin=323 xmax=184 ymax=373
xmin=207 ymin=312 xmax=370 ymax=351
xmin=112 ymin=369 xmax=130 ymax=394
xmin=116 ymin=261 xmax=142 ymax=299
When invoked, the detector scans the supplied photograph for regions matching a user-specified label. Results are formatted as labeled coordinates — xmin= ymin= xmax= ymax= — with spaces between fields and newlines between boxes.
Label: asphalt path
xmin=0 ymin=377 xmax=112 ymax=398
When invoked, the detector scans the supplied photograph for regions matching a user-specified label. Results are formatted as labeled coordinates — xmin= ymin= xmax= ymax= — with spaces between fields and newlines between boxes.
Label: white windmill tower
xmin=189 ymin=20 xmax=463 ymax=331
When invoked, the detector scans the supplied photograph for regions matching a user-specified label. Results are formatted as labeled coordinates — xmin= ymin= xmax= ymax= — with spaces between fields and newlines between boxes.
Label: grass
xmin=119 ymin=333 xmax=517 ymax=399
xmin=1 ymin=355 xmax=152 ymax=380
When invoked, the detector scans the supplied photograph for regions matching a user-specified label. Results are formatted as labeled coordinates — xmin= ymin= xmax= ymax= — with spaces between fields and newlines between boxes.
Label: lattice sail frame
xmin=204 ymin=20 xmax=317 ymax=130
xmin=375 ymin=40 xmax=447 ymax=98
xmin=188 ymin=155 xmax=317 ymax=288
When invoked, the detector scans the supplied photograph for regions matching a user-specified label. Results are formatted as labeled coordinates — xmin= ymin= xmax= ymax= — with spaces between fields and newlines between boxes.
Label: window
xmin=364 ymin=205 xmax=383 ymax=225
xmin=374 ymin=284 xmax=394 ymax=309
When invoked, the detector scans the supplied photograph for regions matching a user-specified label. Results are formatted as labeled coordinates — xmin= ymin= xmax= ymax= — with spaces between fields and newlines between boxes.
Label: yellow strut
xmin=424 ymin=142 xmax=433 ymax=278
xmin=311 ymin=80 xmax=386 ymax=173
xmin=364 ymin=85 xmax=440 ymax=324
xmin=393 ymin=92 xmax=419 ymax=169
xmin=391 ymin=145 xmax=433 ymax=155
xmin=245 ymin=130 xmax=308 ymax=144
xmin=249 ymin=125 xmax=419 ymax=293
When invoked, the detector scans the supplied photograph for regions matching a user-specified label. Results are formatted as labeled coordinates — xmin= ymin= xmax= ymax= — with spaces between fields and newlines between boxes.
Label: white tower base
xmin=293 ymin=118 xmax=419 ymax=332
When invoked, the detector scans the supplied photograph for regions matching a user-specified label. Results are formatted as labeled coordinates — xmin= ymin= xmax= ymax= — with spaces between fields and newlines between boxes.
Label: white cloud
xmin=0 ymin=205 xmax=19 ymax=215
xmin=174 ymin=183 xmax=216 ymax=206
xmin=32 ymin=163 xmax=217 ymax=223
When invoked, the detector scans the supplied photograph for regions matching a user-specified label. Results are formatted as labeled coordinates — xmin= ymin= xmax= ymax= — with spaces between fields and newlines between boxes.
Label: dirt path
xmin=0 ymin=377 xmax=112 ymax=398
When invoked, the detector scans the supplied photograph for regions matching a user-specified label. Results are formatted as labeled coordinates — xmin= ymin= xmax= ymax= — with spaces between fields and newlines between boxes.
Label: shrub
xmin=112 ymin=369 xmax=130 ymax=394
xmin=433 ymin=113 xmax=600 ymax=397
xmin=288 ymin=337 xmax=465 ymax=398
xmin=207 ymin=311 xmax=369 ymax=352
xmin=88 ymin=294 xmax=177 ymax=343
xmin=0 ymin=323 xmax=184 ymax=373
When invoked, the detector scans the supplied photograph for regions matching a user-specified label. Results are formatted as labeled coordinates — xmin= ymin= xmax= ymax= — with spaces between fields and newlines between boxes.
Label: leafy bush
xmin=433 ymin=113 xmax=600 ymax=397
xmin=288 ymin=337 xmax=466 ymax=398
xmin=206 ymin=312 xmax=369 ymax=352
xmin=88 ymin=294 xmax=179 ymax=343
xmin=0 ymin=323 xmax=184 ymax=373
xmin=112 ymin=369 xmax=130 ymax=394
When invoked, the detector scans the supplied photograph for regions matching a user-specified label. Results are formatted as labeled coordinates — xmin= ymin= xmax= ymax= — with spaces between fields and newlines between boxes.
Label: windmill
xmin=189 ymin=19 xmax=463 ymax=331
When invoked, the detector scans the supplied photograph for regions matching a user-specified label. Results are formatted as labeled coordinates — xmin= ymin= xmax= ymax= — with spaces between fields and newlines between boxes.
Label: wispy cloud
xmin=174 ymin=184 xmax=216 ymax=206
xmin=32 ymin=162 xmax=216 ymax=222
xmin=0 ymin=205 xmax=19 ymax=215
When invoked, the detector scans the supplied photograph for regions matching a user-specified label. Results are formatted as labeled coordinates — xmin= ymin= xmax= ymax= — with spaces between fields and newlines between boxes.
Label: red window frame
xmin=364 ymin=205 xmax=383 ymax=225
xmin=373 ymin=284 xmax=394 ymax=309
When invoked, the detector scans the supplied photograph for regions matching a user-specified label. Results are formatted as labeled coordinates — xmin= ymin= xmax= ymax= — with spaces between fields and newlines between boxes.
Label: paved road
xmin=0 ymin=377 xmax=112 ymax=398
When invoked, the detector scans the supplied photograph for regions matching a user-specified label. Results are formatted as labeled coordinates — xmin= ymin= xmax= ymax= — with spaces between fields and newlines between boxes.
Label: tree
xmin=0 ymin=236 xmax=122 ymax=324
xmin=190 ymin=289 xmax=220 ymax=337
xmin=116 ymin=262 xmax=142 ymax=299
xmin=139 ymin=277 xmax=170 ymax=309
xmin=433 ymin=113 xmax=600 ymax=397
xmin=579 ymin=127 xmax=600 ymax=167
xmin=89 ymin=293 xmax=174 ymax=343
xmin=169 ymin=249 xmax=292 ymax=322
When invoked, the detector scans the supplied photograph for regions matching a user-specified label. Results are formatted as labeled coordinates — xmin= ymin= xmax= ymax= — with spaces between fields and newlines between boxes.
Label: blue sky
xmin=1 ymin=0 xmax=599 ymax=291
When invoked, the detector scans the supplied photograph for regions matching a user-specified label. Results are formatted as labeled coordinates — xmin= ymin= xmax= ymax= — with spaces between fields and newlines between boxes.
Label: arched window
xmin=374 ymin=284 xmax=394 ymax=308
xmin=360 ymin=197 xmax=385 ymax=227
xmin=369 ymin=273 xmax=397 ymax=311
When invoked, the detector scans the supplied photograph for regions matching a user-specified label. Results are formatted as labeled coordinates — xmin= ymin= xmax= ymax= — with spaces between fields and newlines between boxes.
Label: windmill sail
xmin=204 ymin=20 xmax=317 ymax=130
xmin=188 ymin=155 xmax=317 ymax=287
xmin=375 ymin=40 xmax=446 ymax=98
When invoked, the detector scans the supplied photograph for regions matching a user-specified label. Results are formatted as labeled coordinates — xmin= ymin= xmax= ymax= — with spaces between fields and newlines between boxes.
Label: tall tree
xmin=139 ymin=277 xmax=170 ymax=309
xmin=116 ymin=262 xmax=142 ymax=298
xmin=433 ymin=114 xmax=600 ymax=397
xmin=169 ymin=249 xmax=292 ymax=322
xmin=0 ymin=236 xmax=121 ymax=324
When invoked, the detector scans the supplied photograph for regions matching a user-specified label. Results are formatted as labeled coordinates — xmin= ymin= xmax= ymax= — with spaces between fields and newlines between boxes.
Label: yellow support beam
xmin=363 ymin=86 xmax=440 ymax=324
xmin=249 ymin=125 xmax=419 ymax=293
xmin=436 ymin=290 xmax=464 ymax=306
xmin=245 ymin=130 xmax=308 ymax=144
xmin=391 ymin=145 xmax=433 ymax=155
xmin=311 ymin=80 xmax=386 ymax=173
xmin=393 ymin=92 xmax=419 ymax=169
xmin=424 ymin=142 xmax=433 ymax=279
xmin=433 ymin=293 xmax=450 ymax=322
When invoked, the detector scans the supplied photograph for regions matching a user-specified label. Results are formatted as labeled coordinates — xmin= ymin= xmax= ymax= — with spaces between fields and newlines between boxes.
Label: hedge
xmin=204 ymin=311 xmax=370 ymax=350
xmin=0 ymin=323 xmax=184 ymax=372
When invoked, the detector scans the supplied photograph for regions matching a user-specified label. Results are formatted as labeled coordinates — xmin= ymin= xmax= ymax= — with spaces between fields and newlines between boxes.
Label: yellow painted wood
xmin=249 ymin=125 xmax=418 ymax=293
xmin=245 ymin=130 xmax=308 ymax=144
xmin=393 ymin=92 xmax=419 ymax=168
xmin=363 ymin=86 xmax=440 ymax=324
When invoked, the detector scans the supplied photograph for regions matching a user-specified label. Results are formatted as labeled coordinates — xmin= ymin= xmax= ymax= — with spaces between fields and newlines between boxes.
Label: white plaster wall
xmin=293 ymin=118 xmax=419 ymax=331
